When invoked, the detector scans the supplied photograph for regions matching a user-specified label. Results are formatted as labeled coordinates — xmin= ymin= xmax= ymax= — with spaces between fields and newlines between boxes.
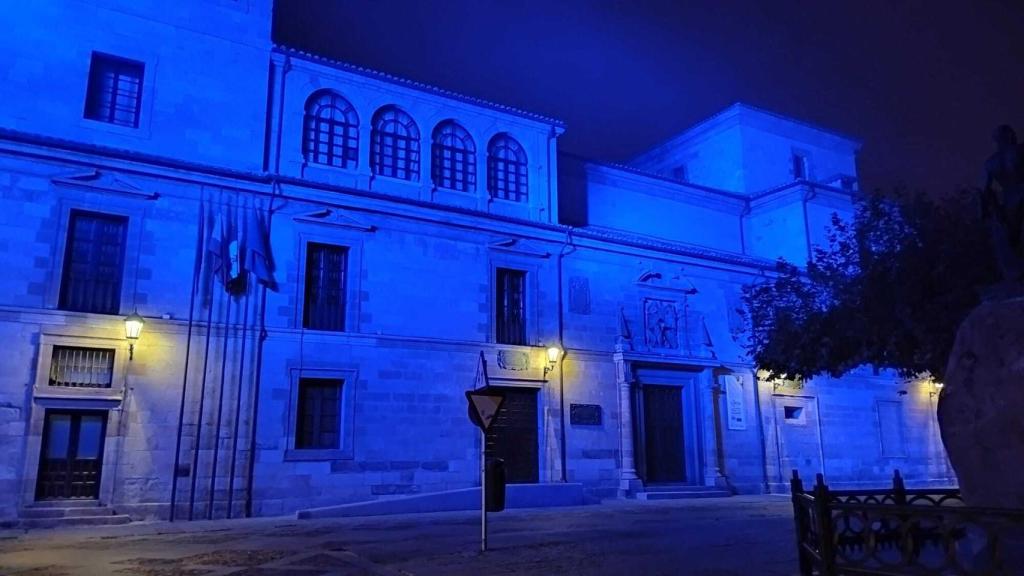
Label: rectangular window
xmin=296 ymin=378 xmax=341 ymax=450
xmin=792 ymin=153 xmax=808 ymax=180
xmin=303 ymin=242 xmax=347 ymax=331
xmin=49 ymin=346 xmax=115 ymax=388
xmin=84 ymin=52 xmax=144 ymax=128
xmin=59 ymin=210 xmax=128 ymax=315
xmin=496 ymin=268 xmax=527 ymax=345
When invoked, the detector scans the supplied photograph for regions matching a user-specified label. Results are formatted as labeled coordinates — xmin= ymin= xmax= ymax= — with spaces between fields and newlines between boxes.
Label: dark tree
xmin=742 ymin=189 xmax=998 ymax=382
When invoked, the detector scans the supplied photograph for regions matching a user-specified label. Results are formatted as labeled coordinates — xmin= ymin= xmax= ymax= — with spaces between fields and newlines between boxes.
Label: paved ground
xmin=0 ymin=496 xmax=799 ymax=576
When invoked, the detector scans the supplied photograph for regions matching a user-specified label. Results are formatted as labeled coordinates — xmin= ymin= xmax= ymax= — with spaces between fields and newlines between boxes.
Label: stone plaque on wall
xmin=569 ymin=276 xmax=591 ymax=315
xmin=570 ymin=403 xmax=602 ymax=425
xmin=496 ymin=349 xmax=529 ymax=371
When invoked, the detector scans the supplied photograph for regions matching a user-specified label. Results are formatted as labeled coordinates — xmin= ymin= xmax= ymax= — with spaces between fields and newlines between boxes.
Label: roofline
xmin=633 ymin=101 xmax=863 ymax=164
xmin=560 ymin=151 xmax=750 ymax=202
xmin=274 ymin=44 xmax=566 ymax=129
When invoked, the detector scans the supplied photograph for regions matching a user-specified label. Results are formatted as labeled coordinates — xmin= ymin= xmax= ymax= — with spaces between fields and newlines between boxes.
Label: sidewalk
xmin=0 ymin=495 xmax=798 ymax=576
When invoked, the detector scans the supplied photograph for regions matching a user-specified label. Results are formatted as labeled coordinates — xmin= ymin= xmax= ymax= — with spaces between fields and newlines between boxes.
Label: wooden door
xmin=643 ymin=385 xmax=685 ymax=483
xmin=485 ymin=387 xmax=539 ymax=483
xmin=36 ymin=410 xmax=107 ymax=500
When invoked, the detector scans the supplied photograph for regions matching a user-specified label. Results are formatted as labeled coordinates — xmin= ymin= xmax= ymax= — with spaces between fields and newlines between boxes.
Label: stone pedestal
xmin=939 ymin=298 xmax=1024 ymax=509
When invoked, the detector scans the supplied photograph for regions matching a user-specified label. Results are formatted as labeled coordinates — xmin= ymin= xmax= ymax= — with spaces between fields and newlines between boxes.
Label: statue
xmin=982 ymin=124 xmax=1024 ymax=282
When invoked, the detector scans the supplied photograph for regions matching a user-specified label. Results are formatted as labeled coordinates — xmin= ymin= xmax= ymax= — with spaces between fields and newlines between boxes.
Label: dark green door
xmin=643 ymin=385 xmax=685 ymax=483
xmin=36 ymin=410 xmax=107 ymax=500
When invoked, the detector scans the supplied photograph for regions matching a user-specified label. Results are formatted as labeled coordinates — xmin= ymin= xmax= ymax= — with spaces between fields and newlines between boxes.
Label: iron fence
xmin=790 ymin=470 xmax=1024 ymax=575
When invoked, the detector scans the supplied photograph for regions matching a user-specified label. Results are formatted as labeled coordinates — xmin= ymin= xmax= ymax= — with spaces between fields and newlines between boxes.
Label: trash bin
xmin=485 ymin=458 xmax=506 ymax=512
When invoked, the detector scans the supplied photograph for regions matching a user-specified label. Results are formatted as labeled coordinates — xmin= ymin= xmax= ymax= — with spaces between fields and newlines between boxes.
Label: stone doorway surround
xmin=613 ymin=350 xmax=727 ymax=497
xmin=20 ymin=330 xmax=128 ymax=510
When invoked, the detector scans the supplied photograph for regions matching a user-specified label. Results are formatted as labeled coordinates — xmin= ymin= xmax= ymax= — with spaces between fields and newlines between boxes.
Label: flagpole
xmin=208 ymin=294 xmax=233 ymax=520
xmin=169 ymin=201 xmax=204 ymax=522
xmin=188 ymin=281 xmax=217 ymax=521
xmin=227 ymin=281 xmax=251 ymax=519
xmin=244 ymin=195 xmax=276 ymax=518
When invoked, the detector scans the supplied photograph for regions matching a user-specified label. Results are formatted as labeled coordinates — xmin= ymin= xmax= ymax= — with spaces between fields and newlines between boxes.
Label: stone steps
xmin=636 ymin=485 xmax=732 ymax=501
xmin=18 ymin=500 xmax=132 ymax=528
xmin=27 ymin=499 xmax=102 ymax=508
xmin=18 ymin=514 xmax=132 ymax=529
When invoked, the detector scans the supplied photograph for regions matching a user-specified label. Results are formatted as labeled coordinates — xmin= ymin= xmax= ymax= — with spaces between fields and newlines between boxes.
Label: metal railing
xmin=790 ymin=470 xmax=1024 ymax=575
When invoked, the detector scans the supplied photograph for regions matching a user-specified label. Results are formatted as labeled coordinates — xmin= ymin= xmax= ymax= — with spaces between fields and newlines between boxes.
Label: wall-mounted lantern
xmin=124 ymin=310 xmax=145 ymax=360
xmin=543 ymin=345 xmax=563 ymax=378
xmin=930 ymin=380 xmax=944 ymax=397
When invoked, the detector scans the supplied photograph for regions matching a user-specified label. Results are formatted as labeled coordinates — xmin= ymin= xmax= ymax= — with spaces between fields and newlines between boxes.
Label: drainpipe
xmin=801 ymin=183 xmax=816 ymax=262
xmin=556 ymin=228 xmax=575 ymax=482
xmin=738 ymin=199 xmax=751 ymax=255
xmin=245 ymin=52 xmax=290 ymax=518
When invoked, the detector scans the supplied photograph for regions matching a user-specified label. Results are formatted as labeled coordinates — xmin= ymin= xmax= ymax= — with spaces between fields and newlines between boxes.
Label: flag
xmin=206 ymin=202 xmax=246 ymax=297
xmin=245 ymin=206 xmax=276 ymax=290
xmin=207 ymin=206 xmax=228 ymax=289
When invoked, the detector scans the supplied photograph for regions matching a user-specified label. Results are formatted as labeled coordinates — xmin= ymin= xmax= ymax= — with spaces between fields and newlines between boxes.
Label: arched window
xmin=303 ymin=91 xmax=359 ymax=169
xmin=371 ymin=106 xmax=420 ymax=181
xmin=431 ymin=121 xmax=476 ymax=192
xmin=487 ymin=134 xmax=528 ymax=202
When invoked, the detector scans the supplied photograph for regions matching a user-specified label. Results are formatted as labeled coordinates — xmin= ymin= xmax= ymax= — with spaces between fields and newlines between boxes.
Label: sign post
xmin=466 ymin=352 xmax=504 ymax=552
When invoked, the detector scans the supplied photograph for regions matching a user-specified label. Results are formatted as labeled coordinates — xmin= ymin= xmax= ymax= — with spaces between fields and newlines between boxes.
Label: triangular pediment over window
xmin=488 ymin=238 xmax=550 ymax=258
xmin=51 ymin=169 xmax=158 ymax=200
xmin=292 ymin=208 xmax=376 ymax=232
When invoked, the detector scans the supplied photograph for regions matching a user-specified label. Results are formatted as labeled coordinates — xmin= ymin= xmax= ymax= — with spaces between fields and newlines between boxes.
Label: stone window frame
xmin=33 ymin=332 xmax=129 ymax=402
xmin=487 ymin=253 xmax=542 ymax=346
xmin=293 ymin=227 xmax=366 ymax=333
xmin=47 ymin=197 xmax=148 ymax=317
xmin=283 ymin=366 xmax=357 ymax=461
xmin=77 ymin=45 xmax=158 ymax=139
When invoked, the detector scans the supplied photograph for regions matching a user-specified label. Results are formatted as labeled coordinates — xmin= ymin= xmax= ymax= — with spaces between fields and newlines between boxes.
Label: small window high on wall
xmin=487 ymin=134 xmax=528 ymax=202
xmin=303 ymin=91 xmax=359 ymax=169
xmin=84 ymin=52 xmax=144 ymax=128
xmin=792 ymin=153 xmax=809 ymax=180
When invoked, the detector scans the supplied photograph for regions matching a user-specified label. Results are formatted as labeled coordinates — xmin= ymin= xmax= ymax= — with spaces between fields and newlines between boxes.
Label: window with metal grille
xmin=371 ymin=106 xmax=420 ymax=181
xmin=296 ymin=378 xmax=342 ymax=449
xmin=431 ymin=121 xmax=476 ymax=191
xmin=59 ymin=211 xmax=128 ymax=315
xmin=84 ymin=52 xmax=144 ymax=128
xmin=303 ymin=91 xmax=359 ymax=169
xmin=487 ymin=134 xmax=528 ymax=202
xmin=303 ymin=242 xmax=347 ymax=331
xmin=48 ymin=346 xmax=115 ymax=388
xmin=496 ymin=268 xmax=527 ymax=345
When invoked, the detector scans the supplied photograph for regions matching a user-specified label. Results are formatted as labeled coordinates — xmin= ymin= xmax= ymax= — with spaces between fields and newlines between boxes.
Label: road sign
xmin=467 ymin=389 xmax=504 ymax=431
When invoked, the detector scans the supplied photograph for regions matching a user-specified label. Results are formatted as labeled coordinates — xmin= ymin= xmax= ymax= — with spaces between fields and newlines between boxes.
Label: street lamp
xmin=543 ymin=345 xmax=562 ymax=379
xmin=124 ymin=310 xmax=145 ymax=360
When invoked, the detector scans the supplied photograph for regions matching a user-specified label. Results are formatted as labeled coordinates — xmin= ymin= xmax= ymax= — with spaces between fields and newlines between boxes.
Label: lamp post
xmin=124 ymin=310 xmax=145 ymax=360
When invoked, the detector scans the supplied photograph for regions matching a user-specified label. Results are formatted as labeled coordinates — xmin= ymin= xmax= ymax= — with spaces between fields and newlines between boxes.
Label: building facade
xmin=0 ymin=1 xmax=954 ymax=522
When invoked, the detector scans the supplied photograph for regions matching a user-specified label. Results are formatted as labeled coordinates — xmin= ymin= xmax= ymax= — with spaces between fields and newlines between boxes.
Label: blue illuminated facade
xmin=0 ymin=1 xmax=953 ymax=522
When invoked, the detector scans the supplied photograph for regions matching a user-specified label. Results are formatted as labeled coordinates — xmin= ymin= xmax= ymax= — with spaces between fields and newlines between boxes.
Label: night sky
xmin=274 ymin=0 xmax=1024 ymax=195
